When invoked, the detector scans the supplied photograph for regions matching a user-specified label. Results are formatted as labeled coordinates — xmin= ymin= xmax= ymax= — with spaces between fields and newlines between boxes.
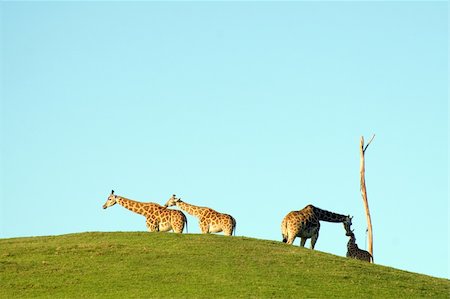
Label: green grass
xmin=0 ymin=232 xmax=448 ymax=298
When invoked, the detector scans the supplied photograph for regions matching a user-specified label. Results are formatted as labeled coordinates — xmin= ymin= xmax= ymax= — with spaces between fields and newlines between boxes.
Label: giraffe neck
xmin=176 ymin=200 xmax=205 ymax=218
xmin=312 ymin=206 xmax=348 ymax=223
xmin=117 ymin=196 xmax=147 ymax=216
xmin=348 ymin=236 xmax=358 ymax=250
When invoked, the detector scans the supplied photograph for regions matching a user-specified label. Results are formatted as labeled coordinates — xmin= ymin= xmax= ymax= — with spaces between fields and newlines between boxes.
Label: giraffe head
xmin=103 ymin=190 xmax=119 ymax=209
xmin=343 ymin=215 xmax=353 ymax=235
xmin=164 ymin=194 xmax=180 ymax=207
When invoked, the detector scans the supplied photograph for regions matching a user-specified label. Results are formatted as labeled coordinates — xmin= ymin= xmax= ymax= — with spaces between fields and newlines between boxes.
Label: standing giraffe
xmin=346 ymin=230 xmax=373 ymax=263
xmin=102 ymin=190 xmax=187 ymax=233
xmin=164 ymin=195 xmax=236 ymax=236
xmin=281 ymin=204 xmax=352 ymax=249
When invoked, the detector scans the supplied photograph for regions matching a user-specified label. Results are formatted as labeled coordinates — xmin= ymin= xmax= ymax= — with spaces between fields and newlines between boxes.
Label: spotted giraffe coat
xmin=103 ymin=191 xmax=187 ymax=233
xmin=346 ymin=232 xmax=373 ymax=263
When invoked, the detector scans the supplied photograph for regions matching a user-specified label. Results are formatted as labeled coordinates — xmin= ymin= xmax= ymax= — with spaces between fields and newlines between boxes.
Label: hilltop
xmin=1 ymin=232 xmax=448 ymax=298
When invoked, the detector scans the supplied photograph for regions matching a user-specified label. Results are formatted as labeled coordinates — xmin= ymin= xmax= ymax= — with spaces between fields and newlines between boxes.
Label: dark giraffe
xmin=346 ymin=230 xmax=373 ymax=262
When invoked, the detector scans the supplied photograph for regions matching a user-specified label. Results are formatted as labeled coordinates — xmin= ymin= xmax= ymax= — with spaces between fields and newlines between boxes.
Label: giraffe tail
xmin=232 ymin=216 xmax=237 ymax=236
xmin=281 ymin=218 xmax=288 ymax=243
xmin=183 ymin=213 xmax=188 ymax=234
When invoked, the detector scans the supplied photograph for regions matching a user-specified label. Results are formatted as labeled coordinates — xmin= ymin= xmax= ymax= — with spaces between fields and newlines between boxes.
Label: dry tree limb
xmin=360 ymin=135 xmax=375 ymax=263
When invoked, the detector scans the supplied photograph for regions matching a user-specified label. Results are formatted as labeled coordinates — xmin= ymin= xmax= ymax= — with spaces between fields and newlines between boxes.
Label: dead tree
xmin=360 ymin=135 xmax=375 ymax=263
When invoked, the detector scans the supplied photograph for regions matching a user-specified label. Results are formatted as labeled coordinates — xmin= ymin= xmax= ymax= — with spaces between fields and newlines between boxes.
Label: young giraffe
xmin=281 ymin=204 xmax=352 ymax=249
xmin=164 ymin=194 xmax=236 ymax=236
xmin=102 ymin=190 xmax=187 ymax=233
xmin=346 ymin=230 xmax=373 ymax=263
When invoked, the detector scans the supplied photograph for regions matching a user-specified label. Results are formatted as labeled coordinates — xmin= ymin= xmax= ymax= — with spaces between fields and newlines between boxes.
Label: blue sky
xmin=0 ymin=2 xmax=448 ymax=279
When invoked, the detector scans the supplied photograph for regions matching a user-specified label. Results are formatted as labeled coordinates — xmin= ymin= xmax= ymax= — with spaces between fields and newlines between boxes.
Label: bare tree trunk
xmin=360 ymin=135 xmax=374 ymax=263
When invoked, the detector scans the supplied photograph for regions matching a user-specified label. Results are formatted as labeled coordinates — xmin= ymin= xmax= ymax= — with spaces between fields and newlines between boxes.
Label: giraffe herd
xmin=102 ymin=190 xmax=372 ymax=263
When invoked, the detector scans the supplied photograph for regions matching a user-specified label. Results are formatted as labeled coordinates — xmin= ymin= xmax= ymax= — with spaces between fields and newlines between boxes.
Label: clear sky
xmin=0 ymin=1 xmax=448 ymax=279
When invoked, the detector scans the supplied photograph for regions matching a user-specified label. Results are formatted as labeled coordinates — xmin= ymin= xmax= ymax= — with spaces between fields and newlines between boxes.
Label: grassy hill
xmin=0 ymin=232 xmax=448 ymax=298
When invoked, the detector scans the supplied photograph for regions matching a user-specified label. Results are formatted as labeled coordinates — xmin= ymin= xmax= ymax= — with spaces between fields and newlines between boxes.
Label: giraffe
xmin=102 ymin=190 xmax=187 ymax=233
xmin=281 ymin=204 xmax=352 ymax=249
xmin=346 ymin=230 xmax=373 ymax=263
xmin=164 ymin=194 xmax=236 ymax=236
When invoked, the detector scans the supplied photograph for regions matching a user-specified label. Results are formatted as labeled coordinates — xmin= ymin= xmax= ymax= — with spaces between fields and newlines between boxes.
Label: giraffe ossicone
xmin=164 ymin=194 xmax=236 ymax=236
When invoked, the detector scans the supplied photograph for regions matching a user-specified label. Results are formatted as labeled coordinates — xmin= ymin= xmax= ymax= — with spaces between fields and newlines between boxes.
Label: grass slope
xmin=1 ymin=232 xmax=448 ymax=298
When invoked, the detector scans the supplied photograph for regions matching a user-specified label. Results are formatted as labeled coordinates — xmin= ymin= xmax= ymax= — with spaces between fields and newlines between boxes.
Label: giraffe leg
xmin=286 ymin=235 xmax=295 ymax=245
xmin=173 ymin=224 xmax=183 ymax=234
xmin=300 ymin=237 xmax=307 ymax=247
xmin=173 ymin=212 xmax=187 ymax=233
xmin=222 ymin=219 xmax=233 ymax=236
xmin=223 ymin=225 xmax=233 ymax=236
xmin=173 ymin=219 xmax=185 ymax=233
xmin=199 ymin=221 xmax=209 ymax=234
xmin=310 ymin=231 xmax=319 ymax=249
xmin=146 ymin=220 xmax=158 ymax=232
xmin=222 ymin=216 xmax=235 ymax=236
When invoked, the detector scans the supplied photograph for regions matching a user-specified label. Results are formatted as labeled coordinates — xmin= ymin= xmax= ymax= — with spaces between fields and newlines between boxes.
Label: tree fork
xmin=360 ymin=134 xmax=375 ymax=263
